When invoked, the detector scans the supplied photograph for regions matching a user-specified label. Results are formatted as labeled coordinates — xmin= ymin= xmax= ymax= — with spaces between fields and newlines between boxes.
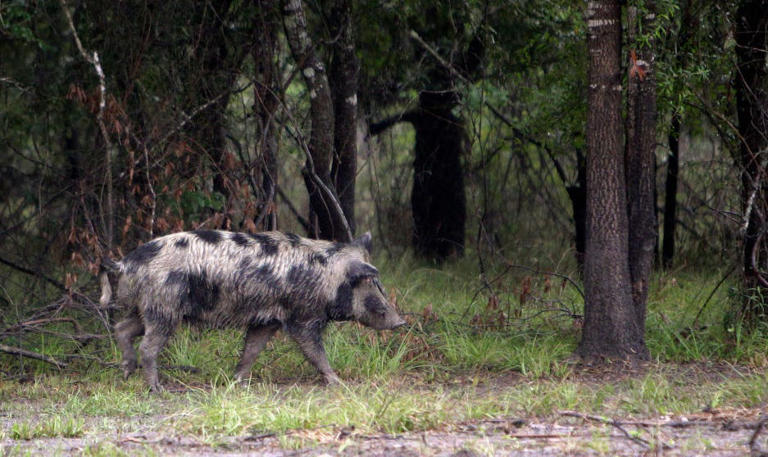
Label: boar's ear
xmin=352 ymin=231 xmax=373 ymax=253
xmin=346 ymin=260 xmax=378 ymax=281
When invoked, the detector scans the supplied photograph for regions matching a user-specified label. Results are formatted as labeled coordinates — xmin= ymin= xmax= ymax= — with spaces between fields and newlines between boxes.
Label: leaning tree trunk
xmin=625 ymin=1 xmax=657 ymax=338
xmin=734 ymin=0 xmax=768 ymax=322
xmin=578 ymin=0 xmax=648 ymax=362
xmin=328 ymin=0 xmax=359 ymax=236
xmin=283 ymin=0 xmax=350 ymax=241
xmin=410 ymin=90 xmax=467 ymax=261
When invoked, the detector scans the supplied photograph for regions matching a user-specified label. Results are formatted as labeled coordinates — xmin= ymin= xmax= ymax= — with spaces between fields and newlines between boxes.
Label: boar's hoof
xmin=323 ymin=373 xmax=342 ymax=385
xmin=234 ymin=374 xmax=253 ymax=386
xmin=122 ymin=360 xmax=137 ymax=379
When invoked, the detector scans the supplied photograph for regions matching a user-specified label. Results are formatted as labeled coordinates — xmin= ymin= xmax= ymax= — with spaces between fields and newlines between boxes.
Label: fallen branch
xmin=0 ymin=343 xmax=67 ymax=369
xmin=2 ymin=316 xmax=83 ymax=335
xmin=560 ymin=410 xmax=654 ymax=449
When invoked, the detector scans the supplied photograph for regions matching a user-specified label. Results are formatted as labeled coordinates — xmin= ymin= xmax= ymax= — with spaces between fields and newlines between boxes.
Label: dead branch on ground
xmin=559 ymin=410 xmax=661 ymax=450
xmin=0 ymin=343 xmax=67 ymax=369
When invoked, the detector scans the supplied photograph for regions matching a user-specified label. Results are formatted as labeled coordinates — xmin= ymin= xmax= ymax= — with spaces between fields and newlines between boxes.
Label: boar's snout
xmin=357 ymin=289 xmax=407 ymax=330
xmin=391 ymin=315 xmax=407 ymax=330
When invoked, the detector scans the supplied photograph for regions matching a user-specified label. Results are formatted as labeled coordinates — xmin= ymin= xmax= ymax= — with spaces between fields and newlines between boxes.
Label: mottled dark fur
xmin=100 ymin=230 xmax=405 ymax=391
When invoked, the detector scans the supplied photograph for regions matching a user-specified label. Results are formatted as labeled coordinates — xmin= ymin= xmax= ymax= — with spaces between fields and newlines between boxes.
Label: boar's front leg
xmin=234 ymin=322 xmax=280 ymax=381
xmin=287 ymin=326 xmax=341 ymax=385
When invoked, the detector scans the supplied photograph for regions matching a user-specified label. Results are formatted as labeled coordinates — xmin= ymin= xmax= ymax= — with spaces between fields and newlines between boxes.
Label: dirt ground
xmin=2 ymin=410 xmax=766 ymax=456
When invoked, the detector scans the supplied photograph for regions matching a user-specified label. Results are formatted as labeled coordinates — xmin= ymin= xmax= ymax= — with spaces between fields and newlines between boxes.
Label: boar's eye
xmin=372 ymin=278 xmax=386 ymax=295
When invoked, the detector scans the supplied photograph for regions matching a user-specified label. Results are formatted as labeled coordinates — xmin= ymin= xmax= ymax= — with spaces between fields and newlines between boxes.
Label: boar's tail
xmin=99 ymin=257 xmax=123 ymax=308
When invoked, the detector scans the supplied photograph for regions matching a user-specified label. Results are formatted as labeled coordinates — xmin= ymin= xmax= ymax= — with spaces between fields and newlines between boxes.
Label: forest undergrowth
xmin=1 ymin=252 xmax=767 ymax=455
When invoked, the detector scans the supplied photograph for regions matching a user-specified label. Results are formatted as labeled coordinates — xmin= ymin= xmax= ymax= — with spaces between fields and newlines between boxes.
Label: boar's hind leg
xmin=288 ymin=329 xmax=341 ymax=385
xmin=139 ymin=322 xmax=173 ymax=392
xmin=234 ymin=323 xmax=280 ymax=381
xmin=115 ymin=309 xmax=144 ymax=378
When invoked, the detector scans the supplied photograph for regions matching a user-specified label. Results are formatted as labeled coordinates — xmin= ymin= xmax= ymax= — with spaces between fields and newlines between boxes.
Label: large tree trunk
xmin=578 ymin=0 xmax=648 ymax=362
xmin=252 ymin=0 xmax=280 ymax=231
xmin=327 ymin=0 xmax=358 ymax=235
xmin=283 ymin=0 xmax=350 ymax=241
xmin=734 ymin=0 xmax=768 ymax=321
xmin=625 ymin=1 xmax=657 ymax=336
xmin=410 ymin=90 xmax=467 ymax=261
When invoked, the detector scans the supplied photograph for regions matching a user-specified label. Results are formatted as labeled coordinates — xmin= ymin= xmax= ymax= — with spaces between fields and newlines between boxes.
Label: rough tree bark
xmin=283 ymin=0 xmax=350 ymax=241
xmin=734 ymin=0 xmax=768 ymax=321
xmin=625 ymin=1 xmax=657 ymax=336
xmin=327 ymin=0 xmax=359 ymax=235
xmin=252 ymin=0 xmax=280 ymax=231
xmin=578 ymin=0 xmax=649 ymax=362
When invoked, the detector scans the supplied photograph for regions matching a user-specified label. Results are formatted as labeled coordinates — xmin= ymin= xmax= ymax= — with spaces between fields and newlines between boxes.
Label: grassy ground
xmin=1 ymin=254 xmax=767 ymax=455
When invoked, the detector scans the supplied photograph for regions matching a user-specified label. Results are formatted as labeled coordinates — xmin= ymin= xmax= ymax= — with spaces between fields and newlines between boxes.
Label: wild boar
xmin=99 ymin=230 xmax=406 ymax=391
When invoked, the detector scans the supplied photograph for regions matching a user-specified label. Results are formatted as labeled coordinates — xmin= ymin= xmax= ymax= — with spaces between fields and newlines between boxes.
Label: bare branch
xmin=560 ymin=410 xmax=662 ymax=449
xmin=0 ymin=255 xmax=67 ymax=292
xmin=0 ymin=343 xmax=67 ymax=369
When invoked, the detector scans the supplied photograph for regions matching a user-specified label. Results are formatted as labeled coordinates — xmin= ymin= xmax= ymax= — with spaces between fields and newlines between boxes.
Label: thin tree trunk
xmin=578 ymin=0 xmax=648 ymax=362
xmin=661 ymin=0 xmax=694 ymax=268
xmin=283 ymin=0 xmax=350 ymax=241
xmin=183 ymin=0 xmax=236 ymax=200
xmin=663 ymin=113 xmax=680 ymax=267
xmin=734 ymin=0 xmax=768 ymax=321
xmin=625 ymin=1 xmax=657 ymax=335
xmin=328 ymin=0 xmax=358 ymax=235
xmin=567 ymin=149 xmax=587 ymax=271
xmin=253 ymin=0 xmax=280 ymax=231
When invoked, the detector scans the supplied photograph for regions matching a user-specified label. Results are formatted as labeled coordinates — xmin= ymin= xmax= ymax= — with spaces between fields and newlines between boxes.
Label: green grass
xmin=8 ymin=416 xmax=84 ymax=440
xmin=2 ymin=258 xmax=768 ymax=448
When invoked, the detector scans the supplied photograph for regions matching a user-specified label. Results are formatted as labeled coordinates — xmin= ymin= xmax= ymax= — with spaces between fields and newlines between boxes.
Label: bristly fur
xmin=110 ymin=231 xmax=366 ymax=328
xmin=102 ymin=230 xmax=405 ymax=389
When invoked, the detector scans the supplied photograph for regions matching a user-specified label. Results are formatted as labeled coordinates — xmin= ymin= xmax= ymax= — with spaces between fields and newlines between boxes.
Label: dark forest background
xmin=1 ymin=0 xmax=767 ymax=365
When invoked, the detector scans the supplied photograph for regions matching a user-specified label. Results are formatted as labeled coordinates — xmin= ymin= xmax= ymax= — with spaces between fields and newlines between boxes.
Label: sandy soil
xmin=2 ymin=411 xmax=766 ymax=456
